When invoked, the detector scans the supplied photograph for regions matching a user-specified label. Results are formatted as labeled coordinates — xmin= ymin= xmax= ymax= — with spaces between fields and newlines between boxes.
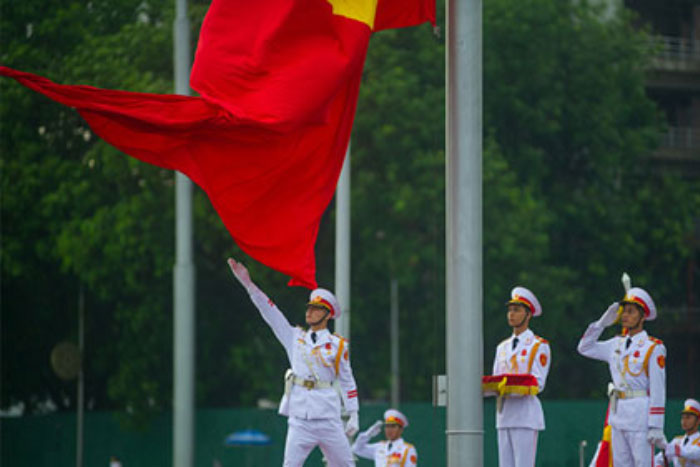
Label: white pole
xmin=390 ymin=278 xmax=400 ymax=408
xmin=335 ymin=146 xmax=351 ymax=341
xmin=76 ymin=286 xmax=84 ymax=467
xmin=173 ymin=1 xmax=195 ymax=466
xmin=446 ymin=0 xmax=483 ymax=464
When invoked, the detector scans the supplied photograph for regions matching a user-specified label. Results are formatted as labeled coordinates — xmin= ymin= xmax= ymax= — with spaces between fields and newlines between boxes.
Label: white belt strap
xmin=608 ymin=383 xmax=647 ymax=413
xmin=291 ymin=375 xmax=332 ymax=390
xmin=616 ymin=389 xmax=647 ymax=399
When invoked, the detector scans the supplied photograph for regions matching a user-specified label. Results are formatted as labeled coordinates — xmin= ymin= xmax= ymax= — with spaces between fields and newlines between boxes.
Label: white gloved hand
xmin=367 ymin=420 xmax=383 ymax=438
xmin=665 ymin=441 xmax=679 ymax=459
xmin=227 ymin=258 xmax=254 ymax=291
xmin=596 ymin=302 xmax=620 ymax=328
xmin=647 ymin=428 xmax=666 ymax=449
xmin=345 ymin=411 xmax=359 ymax=437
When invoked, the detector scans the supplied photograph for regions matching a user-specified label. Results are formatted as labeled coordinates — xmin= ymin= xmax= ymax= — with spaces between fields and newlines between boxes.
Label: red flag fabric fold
xmin=589 ymin=403 xmax=613 ymax=467
xmin=1 ymin=0 xmax=434 ymax=288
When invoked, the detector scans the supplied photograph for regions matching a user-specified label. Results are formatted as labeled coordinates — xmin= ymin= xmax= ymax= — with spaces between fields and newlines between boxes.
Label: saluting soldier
xmin=491 ymin=286 xmax=552 ymax=467
xmin=353 ymin=409 xmax=418 ymax=466
xmin=578 ymin=286 xmax=667 ymax=467
xmin=228 ymin=258 xmax=359 ymax=467
xmin=655 ymin=399 xmax=700 ymax=467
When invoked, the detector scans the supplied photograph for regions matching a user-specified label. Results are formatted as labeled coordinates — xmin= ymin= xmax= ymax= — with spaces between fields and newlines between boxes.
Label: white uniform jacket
xmin=578 ymin=324 xmax=666 ymax=431
xmin=492 ymin=328 xmax=551 ymax=430
xmin=655 ymin=431 xmax=700 ymax=467
xmin=248 ymin=286 xmax=359 ymax=419
xmin=353 ymin=435 xmax=417 ymax=466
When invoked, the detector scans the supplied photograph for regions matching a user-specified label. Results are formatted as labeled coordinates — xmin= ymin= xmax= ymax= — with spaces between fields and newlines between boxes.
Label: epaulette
xmin=648 ymin=336 xmax=663 ymax=345
xmin=535 ymin=336 xmax=549 ymax=344
xmin=498 ymin=337 xmax=510 ymax=346
xmin=674 ymin=435 xmax=684 ymax=441
xmin=404 ymin=442 xmax=414 ymax=448
xmin=333 ymin=332 xmax=347 ymax=342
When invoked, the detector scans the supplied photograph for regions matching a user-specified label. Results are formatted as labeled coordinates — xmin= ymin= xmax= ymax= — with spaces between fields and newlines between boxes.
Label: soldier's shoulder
xmin=647 ymin=336 xmax=664 ymax=346
xmin=534 ymin=335 xmax=549 ymax=345
xmin=332 ymin=332 xmax=348 ymax=343
xmin=497 ymin=337 xmax=510 ymax=347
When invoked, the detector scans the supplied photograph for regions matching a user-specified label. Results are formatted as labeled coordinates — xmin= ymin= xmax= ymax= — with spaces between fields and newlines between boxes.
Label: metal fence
xmin=1 ymin=400 xmax=691 ymax=466
xmin=654 ymin=35 xmax=700 ymax=63
xmin=660 ymin=127 xmax=700 ymax=152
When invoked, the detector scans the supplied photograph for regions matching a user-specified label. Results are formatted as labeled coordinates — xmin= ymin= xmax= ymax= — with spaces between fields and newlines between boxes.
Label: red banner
xmin=1 ymin=0 xmax=435 ymax=288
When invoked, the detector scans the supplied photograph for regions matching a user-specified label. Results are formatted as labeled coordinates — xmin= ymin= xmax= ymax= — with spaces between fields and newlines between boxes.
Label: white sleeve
xmin=647 ymin=344 xmax=666 ymax=430
xmin=351 ymin=431 xmax=378 ymax=460
xmin=577 ymin=322 xmax=614 ymax=362
xmin=407 ymin=445 xmax=418 ymax=466
xmin=337 ymin=340 xmax=359 ymax=413
xmin=653 ymin=451 xmax=664 ymax=467
xmin=247 ymin=285 xmax=295 ymax=356
xmin=531 ymin=342 xmax=551 ymax=393
xmin=492 ymin=343 xmax=501 ymax=375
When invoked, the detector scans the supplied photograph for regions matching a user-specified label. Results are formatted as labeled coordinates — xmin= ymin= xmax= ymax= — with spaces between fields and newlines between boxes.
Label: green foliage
xmin=2 ymin=0 xmax=698 ymax=428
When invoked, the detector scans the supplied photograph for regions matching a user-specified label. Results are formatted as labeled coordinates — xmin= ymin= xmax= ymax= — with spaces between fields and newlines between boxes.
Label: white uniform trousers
xmin=497 ymin=428 xmax=538 ymax=467
xmin=283 ymin=416 xmax=355 ymax=467
xmin=611 ymin=428 xmax=654 ymax=467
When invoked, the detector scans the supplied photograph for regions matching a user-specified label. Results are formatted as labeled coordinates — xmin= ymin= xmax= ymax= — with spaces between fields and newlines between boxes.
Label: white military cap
xmin=307 ymin=288 xmax=341 ymax=319
xmin=384 ymin=409 xmax=408 ymax=428
xmin=505 ymin=286 xmax=542 ymax=317
xmin=682 ymin=399 xmax=700 ymax=417
xmin=620 ymin=287 xmax=656 ymax=321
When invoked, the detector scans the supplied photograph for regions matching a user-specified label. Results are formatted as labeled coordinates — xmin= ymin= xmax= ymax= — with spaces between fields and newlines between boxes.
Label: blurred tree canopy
xmin=1 ymin=0 xmax=698 ymax=426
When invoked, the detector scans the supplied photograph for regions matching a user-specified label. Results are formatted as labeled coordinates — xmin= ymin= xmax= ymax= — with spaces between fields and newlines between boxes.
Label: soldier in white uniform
xmin=578 ymin=286 xmax=667 ymax=467
xmin=655 ymin=399 xmax=700 ymax=467
xmin=491 ymin=286 xmax=552 ymax=467
xmin=353 ymin=409 xmax=418 ymax=466
xmin=228 ymin=258 xmax=359 ymax=467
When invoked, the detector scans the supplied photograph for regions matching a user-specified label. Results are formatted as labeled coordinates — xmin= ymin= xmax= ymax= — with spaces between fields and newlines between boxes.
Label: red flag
xmin=589 ymin=403 xmax=613 ymax=467
xmin=1 ymin=0 xmax=435 ymax=289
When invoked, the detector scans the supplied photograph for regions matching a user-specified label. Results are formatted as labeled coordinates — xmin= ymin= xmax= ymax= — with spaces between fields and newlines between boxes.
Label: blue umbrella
xmin=224 ymin=429 xmax=271 ymax=446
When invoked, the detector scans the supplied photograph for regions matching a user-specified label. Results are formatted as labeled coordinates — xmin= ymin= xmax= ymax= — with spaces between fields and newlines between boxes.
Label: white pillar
xmin=445 ymin=0 xmax=483 ymax=464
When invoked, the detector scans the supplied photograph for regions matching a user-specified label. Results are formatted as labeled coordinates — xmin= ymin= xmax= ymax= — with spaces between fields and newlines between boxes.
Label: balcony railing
xmin=654 ymin=35 xmax=700 ymax=62
xmin=660 ymin=127 xmax=700 ymax=151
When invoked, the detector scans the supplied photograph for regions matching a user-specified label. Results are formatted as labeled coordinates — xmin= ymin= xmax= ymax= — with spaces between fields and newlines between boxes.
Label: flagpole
xmin=335 ymin=146 xmax=351 ymax=341
xmin=390 ymin=278 xmax=400 ymax=408
xmin=173 ymin=1 xmax=195 ymax=466
xmin=446 ymin=0 xmax=483 ymax=464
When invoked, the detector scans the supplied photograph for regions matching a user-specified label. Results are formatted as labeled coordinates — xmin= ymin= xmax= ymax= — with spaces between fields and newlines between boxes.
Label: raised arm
xmin=577 ymin=302 xmax=619 ymax=362
xmin=228 ymin=258 xmax=294 ymax=354
xmin=352 ymin=420 xmax=382 ymax=460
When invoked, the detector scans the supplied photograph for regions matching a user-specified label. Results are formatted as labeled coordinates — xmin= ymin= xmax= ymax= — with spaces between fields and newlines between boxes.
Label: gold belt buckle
xmin=303 ymin=380 xmax=315 ymax=390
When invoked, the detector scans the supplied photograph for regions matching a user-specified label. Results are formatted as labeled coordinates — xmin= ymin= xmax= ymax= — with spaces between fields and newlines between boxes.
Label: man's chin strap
xmin=309 ymin=310 xmax=330 ymax=328
xmin=514 ymin=311 xmax=530 ymax=330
